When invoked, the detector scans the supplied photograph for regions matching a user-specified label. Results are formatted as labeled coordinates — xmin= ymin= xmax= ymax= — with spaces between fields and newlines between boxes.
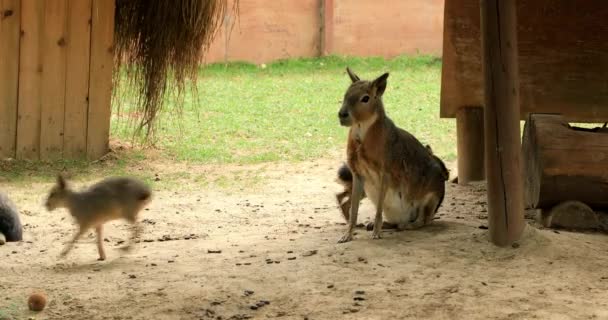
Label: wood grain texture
xmin=441 ymin=0 xmax=608 ymax=122
xmin=0 ymin=0 xmax=20 ymax=158
xmin=63 ymin=0 xmax=92 ymax=158
xmin=86 ymin=0 xmax=114 ymax=160
xmin=39 ymin=0 xmax=68 ymax=159
xmin=16 ymin=0 xmax=44 ymax=159
xmin=523 ymin=114 xmax=608 ymax=210
xmin=481 ymin=0 xmax=524 ymax=246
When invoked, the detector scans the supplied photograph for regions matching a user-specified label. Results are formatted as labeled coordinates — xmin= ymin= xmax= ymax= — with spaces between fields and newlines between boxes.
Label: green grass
xmin=1 ymin=55 xmax=454 ymax=185
xmin=112 ymin=55 xmax=455 ymax=164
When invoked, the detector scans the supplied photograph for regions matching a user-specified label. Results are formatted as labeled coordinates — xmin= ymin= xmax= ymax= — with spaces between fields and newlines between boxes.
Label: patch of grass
xmin=3 ymin=55 xmax=454 ymax=185
xmin=112 ymin=55 xmax=455 ymax=164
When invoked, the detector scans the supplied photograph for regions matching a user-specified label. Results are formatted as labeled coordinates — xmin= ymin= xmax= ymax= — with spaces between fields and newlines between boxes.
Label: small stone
xmin=207 ymin=249 xmax=222 ymax=254
xmin=355 ymin=290 xmax=365 ymax=295
xmin=129 ymin=274 xmax=136 ymax=279
xmin=302 ymin=250 xmax=318 ymax=257
xmin=327 ymin=284 xmax=334 ymax=289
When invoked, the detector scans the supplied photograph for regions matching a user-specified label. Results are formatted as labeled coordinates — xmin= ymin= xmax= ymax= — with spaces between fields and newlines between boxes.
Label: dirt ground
xmin=1 ymin=156 xmax=608 ymax=320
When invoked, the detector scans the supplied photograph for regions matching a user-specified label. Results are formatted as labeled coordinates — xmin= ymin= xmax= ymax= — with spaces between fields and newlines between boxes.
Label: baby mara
xmin=46 ymin=175 xmax=152 ymax=261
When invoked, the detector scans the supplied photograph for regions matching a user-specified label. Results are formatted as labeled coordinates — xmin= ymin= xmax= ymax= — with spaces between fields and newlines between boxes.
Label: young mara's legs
xmin=96 ymin=225 xmax=106 ymax=261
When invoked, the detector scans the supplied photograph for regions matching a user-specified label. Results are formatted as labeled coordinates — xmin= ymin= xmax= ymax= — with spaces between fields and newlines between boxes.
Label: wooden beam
xmin=86 ymin=0 xmax=115 ymax=160
xmin=480 ymin=0 xmax=524 ymax=246
xmin=456 ymin=107 xmax=485 ymax=184
xmin=0 ymin=0 xmax=20 ymax=159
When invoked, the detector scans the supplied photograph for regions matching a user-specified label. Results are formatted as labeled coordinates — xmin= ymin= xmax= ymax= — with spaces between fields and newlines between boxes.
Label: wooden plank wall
xmin=0 ymin=0 xmax=114 ymax=160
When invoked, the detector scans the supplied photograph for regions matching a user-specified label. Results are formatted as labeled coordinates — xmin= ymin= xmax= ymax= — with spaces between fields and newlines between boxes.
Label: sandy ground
xmin=1 ymin=157 xmax=608 ymax=320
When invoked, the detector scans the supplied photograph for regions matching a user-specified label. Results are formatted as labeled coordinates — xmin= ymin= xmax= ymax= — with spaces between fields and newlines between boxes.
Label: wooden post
xmin=320 ymin=0 xmax=333 ymax=56
xmin=480 ymin=0 xmax=524 ymax=246
xmin=456 ymin=107 xmax=485 ymax=184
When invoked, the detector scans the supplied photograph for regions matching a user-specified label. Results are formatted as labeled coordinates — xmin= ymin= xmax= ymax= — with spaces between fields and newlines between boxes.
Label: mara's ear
xmin=57 ymin=174 xmax=67 ymax=189
xmin=371 ymin=72 xmax=389 ymax=97
xmin=346 ymin=67 xmax=360 ymax=83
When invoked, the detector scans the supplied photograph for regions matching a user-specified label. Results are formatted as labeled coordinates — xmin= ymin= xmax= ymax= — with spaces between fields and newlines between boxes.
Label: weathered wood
xmin=441 ymin=0 xmax=608 ymax=122
xmin=0 ymin=0 xmax=20 ymax=159
xmin=63 ymin=0 xmax=92 ymax=158
xmin=456 ymin=107 xmax=484 ymax=184
xmin=87 ymin=0 xmax=115 ymax=160
xmin=481 ymin=0 xmax=524 ymax=246
xmin=523 ymin=114 xmax=608 ymax=210
xmin=39 ymin=0 xmax=68 ymax=159
xmin=16 ymin=0 xmax=44 ymax=160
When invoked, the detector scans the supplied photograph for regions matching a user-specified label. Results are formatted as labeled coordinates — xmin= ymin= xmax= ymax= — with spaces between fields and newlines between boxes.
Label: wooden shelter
xmin=0 ymin=0 xmax=114 ymax=160
xmin=441 ymin=0 xmax=608 ymax=245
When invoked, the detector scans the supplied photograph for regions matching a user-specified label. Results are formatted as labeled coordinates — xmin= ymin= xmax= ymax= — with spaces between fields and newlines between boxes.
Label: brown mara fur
xmin=335 ymin=68 xmax=448 ymax=243
xmin=45 ymin=175 xmax=152 ymax=261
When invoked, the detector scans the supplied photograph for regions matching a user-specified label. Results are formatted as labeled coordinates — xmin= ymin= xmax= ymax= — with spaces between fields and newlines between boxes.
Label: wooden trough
xmin=441 ymin=0 xmax=608 ymax=245
xmin=0 ymin=0 xmax=114 ymax=160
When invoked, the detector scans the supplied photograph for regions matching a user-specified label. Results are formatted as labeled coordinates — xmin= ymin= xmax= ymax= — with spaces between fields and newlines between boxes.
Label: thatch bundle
xmin=114 ymin=0 xmax=237 ymax=138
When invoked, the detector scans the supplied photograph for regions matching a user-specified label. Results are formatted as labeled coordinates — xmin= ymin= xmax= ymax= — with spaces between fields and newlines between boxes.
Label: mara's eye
xmin=361 ymin=95 xmax=370 ymax=103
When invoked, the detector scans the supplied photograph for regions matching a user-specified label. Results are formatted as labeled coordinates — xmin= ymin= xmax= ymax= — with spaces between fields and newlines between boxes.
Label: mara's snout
xmin=338 ymin=108 xmax=351 ymax=126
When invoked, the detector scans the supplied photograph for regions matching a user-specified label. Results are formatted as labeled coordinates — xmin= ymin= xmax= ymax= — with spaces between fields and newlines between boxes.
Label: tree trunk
xmin=523 ymin=114 xmax=608 ymax=210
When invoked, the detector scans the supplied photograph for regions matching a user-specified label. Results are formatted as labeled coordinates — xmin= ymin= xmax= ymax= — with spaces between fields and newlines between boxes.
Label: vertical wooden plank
xmin=17 ymin=0 xmax=44 ymax=160
xmin=63 ymin=0 xmax=91 ymax=158
xmin=0 ymin=0 xmax=20 ymax=159
xmin=87 ymin=0 xmax=114 ymax=160
xmin=456 ymin=107 xmax=485 ymax=184
xmin=480 ymin=0 xmax=525 ymax=246
xmin=39 ymin=0 xmax=68 ymax=159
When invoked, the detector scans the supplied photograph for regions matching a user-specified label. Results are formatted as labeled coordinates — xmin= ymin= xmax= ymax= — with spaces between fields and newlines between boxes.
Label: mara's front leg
xmin=338 ymin=174 xmax=364 ymax=243
xmin=372 ymin=173 xmax=388 ymax=240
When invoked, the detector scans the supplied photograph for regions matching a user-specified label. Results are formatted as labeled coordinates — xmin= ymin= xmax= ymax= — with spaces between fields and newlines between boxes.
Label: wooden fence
xmin=0 ymin=0 xmax=114 ymax=160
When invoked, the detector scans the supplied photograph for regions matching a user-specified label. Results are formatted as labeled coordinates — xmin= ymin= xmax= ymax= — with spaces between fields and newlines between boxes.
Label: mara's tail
xmin=337 ymin=163 xmax=353 ymax=185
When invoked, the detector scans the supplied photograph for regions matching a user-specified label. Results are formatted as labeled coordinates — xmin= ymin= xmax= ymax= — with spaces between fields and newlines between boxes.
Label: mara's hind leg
xmin=398 ymin=194 xmax=440 ymax=230
xmin=336 ymin=190 xmax=351 ymax=222
xmin=338 ymin=174 xmax=364 ymax=243
xmin=96 ymin=225 xmax=106 ymax=261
